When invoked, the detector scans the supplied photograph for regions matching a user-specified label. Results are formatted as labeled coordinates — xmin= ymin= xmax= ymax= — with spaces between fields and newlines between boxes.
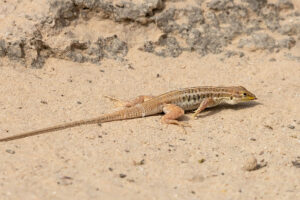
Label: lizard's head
xmin=225 ymin=86 xmax=257 ymax=104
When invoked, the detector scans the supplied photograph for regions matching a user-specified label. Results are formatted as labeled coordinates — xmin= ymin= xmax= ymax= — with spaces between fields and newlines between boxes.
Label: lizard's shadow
xmin=180 ymin=101 xmax=261 ymax=121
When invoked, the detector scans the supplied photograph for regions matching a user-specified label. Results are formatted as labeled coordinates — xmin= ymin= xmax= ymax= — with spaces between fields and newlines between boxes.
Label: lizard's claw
xmin=162 ymin=119 xmax=191 ymax=134
xmin=192 ymin=113 xmax=198 ymax=119
xmin=172 ymin=121 xmax=191 ymax=134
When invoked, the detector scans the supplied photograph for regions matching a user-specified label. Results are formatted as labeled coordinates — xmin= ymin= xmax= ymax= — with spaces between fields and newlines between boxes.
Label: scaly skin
xmin=0 ymin=86 xmax=257 ymax=142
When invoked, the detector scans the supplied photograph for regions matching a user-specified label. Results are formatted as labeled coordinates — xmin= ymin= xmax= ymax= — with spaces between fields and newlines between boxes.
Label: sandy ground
xmin=0 ymin=1 xmax=300 ymax=200
xmin=0 ymin=44 xmax=299 ymax=200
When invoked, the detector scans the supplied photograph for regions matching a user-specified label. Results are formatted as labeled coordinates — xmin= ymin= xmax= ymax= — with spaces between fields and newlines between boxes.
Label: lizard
xmin=0 ymin=86 xmax=257 ymax=142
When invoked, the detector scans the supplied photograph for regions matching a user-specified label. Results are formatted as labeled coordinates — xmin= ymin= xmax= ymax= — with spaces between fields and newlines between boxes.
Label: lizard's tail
xmin=0 ymin=118 xmax=100 ymax=142
xmin=0 ymin=107 xmax=144 ymax=142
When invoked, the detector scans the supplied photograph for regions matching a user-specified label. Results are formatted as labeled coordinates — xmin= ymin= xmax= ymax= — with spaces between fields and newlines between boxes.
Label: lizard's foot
xmin=192 ymin=113 xmax=198 ymax=119
xmin=104 ymin=95 xmax=154 ymax=108
xmin=162 ymin=119 xmax=191 ymax=134
xmin=162 ymin=104 xmax=190 ymax=133
xmin=104 ymin=95 xmax=128 ymax=107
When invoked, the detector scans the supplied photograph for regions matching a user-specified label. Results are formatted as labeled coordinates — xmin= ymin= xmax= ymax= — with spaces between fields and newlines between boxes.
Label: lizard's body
xmin=0 ymin=86 xmax=257 ymax=142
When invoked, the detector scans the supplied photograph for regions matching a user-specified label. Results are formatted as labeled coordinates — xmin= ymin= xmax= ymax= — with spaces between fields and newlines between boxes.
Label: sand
xmin=0 ymin=0 xmax=299 ymax=199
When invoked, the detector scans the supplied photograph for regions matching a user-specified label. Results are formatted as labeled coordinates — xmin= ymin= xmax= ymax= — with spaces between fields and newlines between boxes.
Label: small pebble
xmin=40 ymin=100 xmax=48 ymax=104
xmin=242 ymin=155 xmax=258 ymax=171
xmin=287 ymin=124 xmax=295 ymax=129
xmin=133 ymin=159 xmax=145 ymax=166
xmin=291 ymin=160 xmax=300 ymax=168
xmin=57 ymin=176 xmax=73 ymax=185
xmin=5 ymin=149 xmax=15 ymax=154
xmin=119 ymin=174 xmax=126 ymax=178
xmin=125 ymin=64 xmax=134 ymax=70
xmin=264 ymin=125 xmax=273 ymax=130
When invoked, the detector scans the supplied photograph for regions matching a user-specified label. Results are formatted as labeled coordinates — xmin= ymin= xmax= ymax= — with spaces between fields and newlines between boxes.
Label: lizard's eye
xmin=230 ymin=96 xmax=233 ymax=100
xmin=243 ymin=93 xmax=247 ymax=96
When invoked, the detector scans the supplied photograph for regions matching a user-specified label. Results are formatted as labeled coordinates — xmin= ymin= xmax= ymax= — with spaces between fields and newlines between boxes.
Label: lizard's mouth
xmin=242 ymin=96 xmax=257 ymax=101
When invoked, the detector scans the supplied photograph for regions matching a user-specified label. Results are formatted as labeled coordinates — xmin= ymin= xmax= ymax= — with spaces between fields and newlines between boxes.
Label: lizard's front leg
xmin=193 ymin=98 xmax=216 ymax=119
xmin=161 ymin=104 xmax=191 ymax=133
xmin=104 ymin=95 xmax=154 ymax=107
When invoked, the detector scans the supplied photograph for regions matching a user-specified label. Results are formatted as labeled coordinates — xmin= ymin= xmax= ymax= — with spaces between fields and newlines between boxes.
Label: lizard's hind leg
xmin=104 ymin=95 xmax=154 ymax=107
xmin=161 ymin=104 xmax=191 ymax=133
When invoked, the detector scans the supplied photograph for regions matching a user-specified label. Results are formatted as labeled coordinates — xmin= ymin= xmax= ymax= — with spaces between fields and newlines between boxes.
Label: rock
xmin=61 ymin=35 xmax=128 ymax=63
xmin=0 ymin=40 xmax=6 ymax=57
xmin=285 ymin=53 xmax=300 ymax=62
xmin=119 ymin=173 xmax=126 ymax=178
xmin=238 ymin=33 xmax=276 ymax=51
xmin=242 ymin=0 xmax=267 ymax=12
xmin=292 ymin=159 xmax=300 ymax=168
xmin=5 ymin=149 xmax=15 ymax=154
xmin=6 ymin=40 xmax=25 ymax=59
xmin=155 ymin=8 xmax=178 ymax=33
xmin=287 ymin=124 xmax=295 ymax=129
xmin=50 ymin=0 xmax=80 ymax=27
xmin=0 ymin=0 xmax=298 ymax=67
xmin=242 ymin=155 xmax=258 ymax=171
xmin=279 ymin=23 xmax=300 ymax=36
xmin=278 ymin=37 xmax=296 ymax=49
xmin=140 ymin=41 xmax=155 ymax=53
xmin=156 ymin=35 xmax=182 ymax=57
xmin=114 ymin=0 xmax=163 ymax=22
xmin=140 ymin=35 xmax=182 ymax=57
xmin=260 ymin=3 xmax=280 ymax=31
xmin=65 ymin=40 xmax=89 ymax=63
xmin=207 ymin=0 xmax=234 ymax=11
xmin=204 ymin=11 xmax=219 ymax=27
xmin=97 ymin=35 xmax=128 ymax=61
xmin=31 ymin=56 xmax=46 ymax=69
xmin=277 ymin=0 xmax=294 ymax=11
xmin=224 ymin=51 xmax=245 ymax=58
xmin=187 ymin=7 xmax=204 ymax=25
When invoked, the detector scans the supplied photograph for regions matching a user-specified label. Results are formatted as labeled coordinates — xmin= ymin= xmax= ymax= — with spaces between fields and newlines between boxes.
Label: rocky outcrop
xmin=0 ymin=0 xmax=299 ymax=68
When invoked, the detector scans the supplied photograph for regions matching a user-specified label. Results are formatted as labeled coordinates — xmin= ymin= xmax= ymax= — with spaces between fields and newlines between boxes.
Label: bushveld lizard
xmin=0 ymin=86 xmax=257 ymax=142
